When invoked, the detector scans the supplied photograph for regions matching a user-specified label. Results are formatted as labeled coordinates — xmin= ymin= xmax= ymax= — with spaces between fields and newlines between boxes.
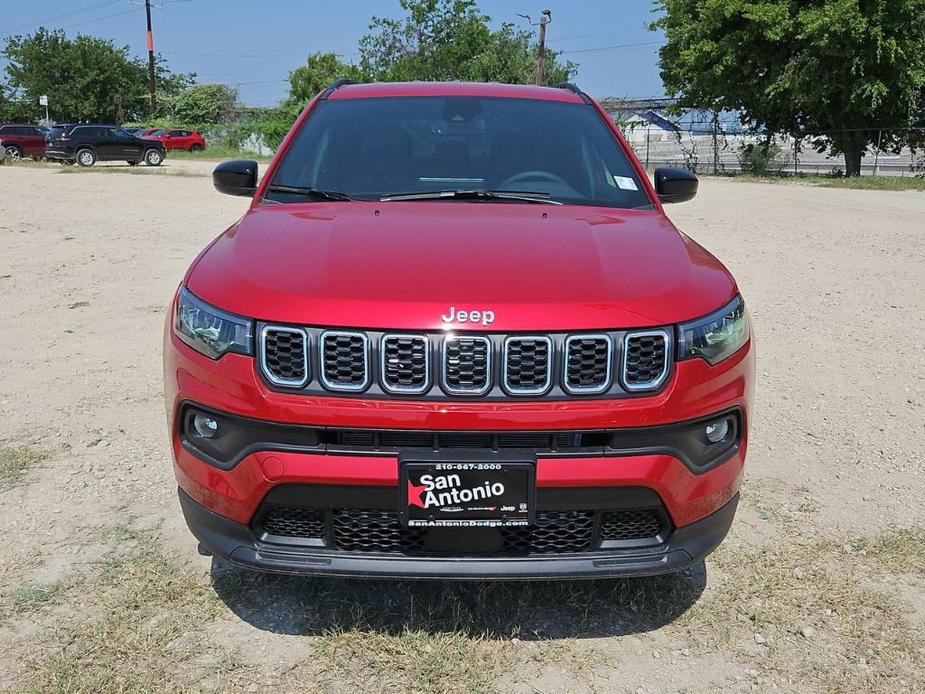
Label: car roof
xmin=328 ymin=81 xmax=586 ymax=104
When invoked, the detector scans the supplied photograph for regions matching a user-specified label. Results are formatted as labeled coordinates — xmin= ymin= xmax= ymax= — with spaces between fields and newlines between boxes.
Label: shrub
xmin=737 ymin=141 xmax=787 ymax=175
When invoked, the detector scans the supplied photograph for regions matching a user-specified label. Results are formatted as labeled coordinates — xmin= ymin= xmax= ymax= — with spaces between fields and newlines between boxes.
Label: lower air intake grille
xmin=504 ymin=337 xmax=552 ymax=394
xmin=261 ymin=328 xmax=308 ymax=386
xmin=564 ymin=335 xmax=612 ymax=393
xmin=443 ymin=336 xmax=491 ymax=394
xmin=623 ymin=331 xmax=669 ymax=390
xmin=260 ymin=506 xmax=324 ymax=538
xmin=503 ymin=511 xmax=595 ymax=553
xmin=332 ymin=509 xmax=424 ymax=553
xmin=321 ymin=331 xmax=369 ymax=390
xmin=382 ymin=335 xmax=429 ymax=393
xmin=600 ymin=509 xmax=665 ymax=541
xmin=330 ymin=509 xmax=596 ymax=555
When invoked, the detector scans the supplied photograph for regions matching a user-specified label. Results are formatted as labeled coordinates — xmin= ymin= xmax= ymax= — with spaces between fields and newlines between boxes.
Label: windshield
xmin=268 ymin=96 xmax=651 ymax=208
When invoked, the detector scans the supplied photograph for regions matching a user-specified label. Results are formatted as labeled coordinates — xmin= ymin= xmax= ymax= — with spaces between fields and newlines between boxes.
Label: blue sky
xmin=1 ymin=0 xmax=667 ymax=106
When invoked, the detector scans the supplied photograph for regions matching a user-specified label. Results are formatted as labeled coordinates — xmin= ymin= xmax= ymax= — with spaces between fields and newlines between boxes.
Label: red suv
xmin=142 ymin=128 xmax=206 ymax=151
xmin=164 ymin=81 xmax=754 ymax=579
xmin=0 ymin=123 xmax=48 ymax=160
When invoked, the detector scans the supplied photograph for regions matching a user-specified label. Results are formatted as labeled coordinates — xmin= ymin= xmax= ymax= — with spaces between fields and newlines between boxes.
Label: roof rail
xmin=320 ymin=78 xmax=358 ymax=100
xmin=551 ymin=82 xmax=592 ymax=104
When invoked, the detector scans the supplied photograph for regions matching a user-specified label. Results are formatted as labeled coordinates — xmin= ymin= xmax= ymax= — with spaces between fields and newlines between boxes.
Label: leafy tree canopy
xmin=287 ymin=53 xmax=365 ymax=106
xmin=360 ymin=0 xmax=575 ymax=84
xmin=168 ymin=83 xmax=238 ymax=126
xmin=653 ymin=0 xmax=925 ymax=175
xmin=285 ymin=0 xmax=576 ymax=108
xmin=2 ymin=27 xmax=192 ymax=123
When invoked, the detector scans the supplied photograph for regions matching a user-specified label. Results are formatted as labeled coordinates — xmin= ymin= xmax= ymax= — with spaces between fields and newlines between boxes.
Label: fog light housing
xmin=704 ymin=418 xmax=730 ymax=444
xmin=193 ymin=414 xmax=220 ymax=439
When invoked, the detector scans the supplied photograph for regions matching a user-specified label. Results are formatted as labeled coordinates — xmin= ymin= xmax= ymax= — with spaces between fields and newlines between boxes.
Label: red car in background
xmin=142 ymin=128 xmax=206 ymax=151
xmin=0 ymin=124 xmax=48 ymax=159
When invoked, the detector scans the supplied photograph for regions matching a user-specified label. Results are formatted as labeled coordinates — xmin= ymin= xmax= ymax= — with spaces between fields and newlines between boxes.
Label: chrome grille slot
xmin=623 ymin=330 xmax=670 ymax=391
xmin=563 ymin=334 xmax=612 ymax=394
xmin=320 ymin=330 xmax=369 ymax=391
xmin=442 ymin=336 xmax=491 ymax=395
xmin=503 ymin=336 xmax=552 ymax=395
xmin=381 ymin=334 xmax=429 ymax=393
xmin=260 ymin=326 xmax=309 ymax=387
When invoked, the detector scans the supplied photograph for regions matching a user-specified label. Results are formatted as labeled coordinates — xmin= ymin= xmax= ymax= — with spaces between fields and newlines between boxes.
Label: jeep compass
xmin=164 ymin=81 xmax=754 ymax=579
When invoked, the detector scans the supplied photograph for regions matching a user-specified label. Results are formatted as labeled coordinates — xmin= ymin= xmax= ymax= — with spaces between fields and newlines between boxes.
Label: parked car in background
xmin=45 ymin=124 xmax=165 ymax=167
xmin=142 ymin=128 xmax=207 ymax=151
xmin=0 ymin=124 xmax=48 ymax=160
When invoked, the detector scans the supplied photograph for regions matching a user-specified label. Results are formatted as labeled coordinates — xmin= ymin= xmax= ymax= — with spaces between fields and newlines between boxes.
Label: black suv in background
xmin=45 ymin=124 xmax=165 ymax=167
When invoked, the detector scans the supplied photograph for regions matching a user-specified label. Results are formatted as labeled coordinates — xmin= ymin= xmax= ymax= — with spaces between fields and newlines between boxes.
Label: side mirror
xmin=213 ymin=159 xmax=258 ymax=197
xmin=654 ymin=167 xmax=698 ymax=204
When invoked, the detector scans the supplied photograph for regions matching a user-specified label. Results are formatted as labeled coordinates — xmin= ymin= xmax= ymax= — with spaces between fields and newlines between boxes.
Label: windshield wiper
xmin=379 ymin=189 xmax=563 ymax=205
xmin=267 ymin=184 xmax=353 ymax=201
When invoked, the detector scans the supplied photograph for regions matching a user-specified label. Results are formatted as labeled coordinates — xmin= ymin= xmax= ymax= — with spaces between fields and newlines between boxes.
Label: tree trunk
xmin=843 ymin=147 xmax=863 ymax=177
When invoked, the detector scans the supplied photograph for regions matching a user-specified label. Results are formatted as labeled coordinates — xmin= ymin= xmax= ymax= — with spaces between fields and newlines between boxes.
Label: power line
xmin=0 ymin=0 xmax=121 ymax=35
xmin=559 ymin=40 xmax=664 ymax=55
xmin=59 ymin=7 xmax=141 ymax=31
xmin=547 ymin=29 xmax=642 ymax=44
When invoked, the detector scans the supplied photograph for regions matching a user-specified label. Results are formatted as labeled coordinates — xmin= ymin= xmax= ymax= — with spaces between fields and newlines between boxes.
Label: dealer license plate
xmin=400 ymin=461 xmax=534 ymax=528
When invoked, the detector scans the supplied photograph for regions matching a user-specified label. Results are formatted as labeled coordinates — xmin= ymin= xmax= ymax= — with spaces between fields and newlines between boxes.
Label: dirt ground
xmin=0 ymin=158 xmax=922 ymax=693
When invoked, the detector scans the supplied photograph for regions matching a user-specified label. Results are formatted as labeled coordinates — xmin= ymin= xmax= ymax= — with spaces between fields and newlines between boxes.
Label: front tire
xmin=5 ymin=146 xmax=22 ymax=161
xmin=76 ymin=148 xmax=96 ymax=167
xmin=189 ymin=143 xmax=203 ymax=152
xmin=144 ymin=148 xmax=163 ymax=166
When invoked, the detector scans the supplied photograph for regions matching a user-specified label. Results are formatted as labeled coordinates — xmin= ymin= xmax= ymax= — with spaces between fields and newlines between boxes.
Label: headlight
xmin=678 ymin=295 xmax=749 ymax=365
xmin=175 ymin=286 xmax=253 ymax=359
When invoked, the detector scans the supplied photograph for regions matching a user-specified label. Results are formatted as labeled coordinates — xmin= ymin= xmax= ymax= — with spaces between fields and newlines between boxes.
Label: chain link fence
xmin=618 ymin=120 xmax=924 ymax=177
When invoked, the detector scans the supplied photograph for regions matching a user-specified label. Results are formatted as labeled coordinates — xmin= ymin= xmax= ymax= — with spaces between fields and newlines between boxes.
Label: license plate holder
xmin=399 ymin=458 xmax=535 ymax=528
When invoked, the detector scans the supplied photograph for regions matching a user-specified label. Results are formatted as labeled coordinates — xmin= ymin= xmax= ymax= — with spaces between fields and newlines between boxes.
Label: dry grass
xmin=9 ymin=545 xmax=242 ymax=692
xmin=3 ymin=524 xmax=923 ymax=693
xmin=0 ymin=447 xmax=46 ymax=489
xmin=673 ymin=528 xmax=925 ymax=693
xmin=55 ymin=165 xmax=203 ymax=177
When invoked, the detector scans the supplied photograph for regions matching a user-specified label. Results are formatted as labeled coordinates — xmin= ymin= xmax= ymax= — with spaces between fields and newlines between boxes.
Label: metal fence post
xmin=645 ymin=124 xmax=651 ymax=170
xmin=873 ymin=129 xmax=882 ymax=177
xmin=712 ymin=112 xmax=719 ymax=174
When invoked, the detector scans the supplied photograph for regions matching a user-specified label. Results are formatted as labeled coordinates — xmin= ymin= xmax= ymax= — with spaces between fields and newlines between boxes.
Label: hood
xmin=187 ymin=202 xmax=736 ymax=331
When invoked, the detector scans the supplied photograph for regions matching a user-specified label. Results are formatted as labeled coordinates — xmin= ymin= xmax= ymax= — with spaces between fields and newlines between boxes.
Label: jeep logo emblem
xmin=441 ymin=306 xmax=495 ymax=327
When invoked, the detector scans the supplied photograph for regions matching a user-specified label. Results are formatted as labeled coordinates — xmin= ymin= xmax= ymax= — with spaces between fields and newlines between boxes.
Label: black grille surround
xmin=253 ymin=504 xmax=670 ymax=556
xmin=623 ymin=330 xmax=670 ymax=391
xmin=320 ymin=330 xmax=369 ymax=391
xmin=259 ymin=326 xmax=309 ymax=387
xmin=381 ymin=334 xmax=429 ymax=393
xmin=257 ymin=324 xmax=673 ymax=400
xmin=503 ymin=336 xmax=552 ymax=395
xmin=564 ymin=334 xmax=612 ymax=394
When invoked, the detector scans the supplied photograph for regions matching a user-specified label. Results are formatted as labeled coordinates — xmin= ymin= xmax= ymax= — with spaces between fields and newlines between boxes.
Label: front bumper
xmin=165 ymin=324 xmax=753 ymax=578
xmin=180 ymin=486 xmax=739 ymax=579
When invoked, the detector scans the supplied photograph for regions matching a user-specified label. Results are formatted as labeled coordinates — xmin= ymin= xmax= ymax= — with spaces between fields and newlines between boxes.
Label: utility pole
xmin=518 ymin=10 xmax=552 ymax=85
xmin=145 ymin=0 xmax=157 ymax=115
xmin=534 ymin=10 xmax=551 ymax=85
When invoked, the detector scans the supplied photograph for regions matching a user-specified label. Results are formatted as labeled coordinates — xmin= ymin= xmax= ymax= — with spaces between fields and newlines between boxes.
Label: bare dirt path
xmin=0 ymin=162 xmax=922 ymax=693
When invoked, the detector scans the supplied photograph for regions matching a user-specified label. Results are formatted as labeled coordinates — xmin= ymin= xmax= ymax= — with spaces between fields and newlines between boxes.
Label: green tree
xmin=169 ymin=83 xmax=238 ymax=126
xmin=359 ymin=0 xmax=575 ymax=84
xmin=653 ymin=0 xmax=925 ymax=175
xmin=288 ymin=53 xmax=366 ymax=106
xmin=2 ymin=28 xmax=192 ymax=123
